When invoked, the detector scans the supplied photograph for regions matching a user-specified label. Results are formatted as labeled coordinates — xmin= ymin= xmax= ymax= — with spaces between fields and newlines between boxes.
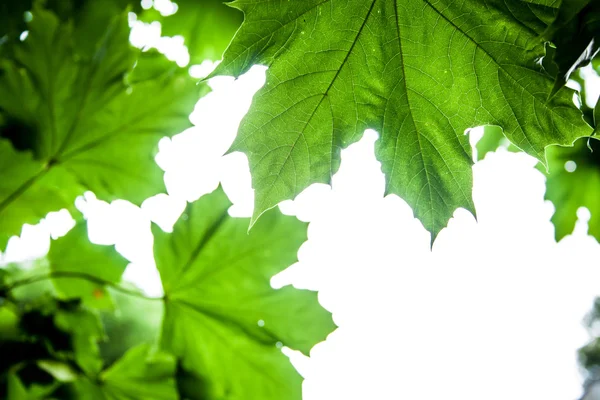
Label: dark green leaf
xmin=54 ymin=305 xmax=104 ymax=377
xmin=154 ymin=187 xmax=335 ymax=400
xmin=215 ymin=0 xmax=591 ymax=241
xmin=542 ymin=0 xmax=600 ymax=94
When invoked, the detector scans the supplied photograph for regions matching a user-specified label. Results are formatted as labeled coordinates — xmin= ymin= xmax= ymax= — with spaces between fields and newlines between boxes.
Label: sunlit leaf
xmin=141 ymin=0 xmax=243 ymax=64
xmin=72 ymin=344 xmax=178 ymax=400
xmin=545 ymin=137 xmax=600 ymax=241
xmin=475 ymin=126 xmax=520 ymax=161
xmin=154 ymin=187 xmax=335 ymax=400
xmin=214 ymin=0 xmax=591 ymax=241
xmin=0 ymin=4 xmax=201 ymax=250
xmin=98 ymin=290 xmax=164 ymax=366
xmin=49 ymin=223 xmax=128 ymax=310
xmin=0 ymin=139 xmax=80 ymax=249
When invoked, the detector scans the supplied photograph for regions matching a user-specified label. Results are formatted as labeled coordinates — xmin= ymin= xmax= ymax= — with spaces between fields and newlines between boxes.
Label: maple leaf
xmin=0 ymin=5 xmax=201 ymax=250
xmin=215 ymin=0 xmax=591 ymax=241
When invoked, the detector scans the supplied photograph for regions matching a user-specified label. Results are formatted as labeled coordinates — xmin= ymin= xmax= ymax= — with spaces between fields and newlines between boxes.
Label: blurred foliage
xmin=5 ymin=0 xmax=600 ymax=398
xmin=580 ymin=298 xmax=600 ymax=384
xmin=0 ymin=187 xmax=335 ymax=399
xmin=0 ymin=2 xmax=201 ymax=249
xmin=0 ymin=1 xmax=334 ymax=399
xmin=140 ymin=0 xmax=242 ymax=64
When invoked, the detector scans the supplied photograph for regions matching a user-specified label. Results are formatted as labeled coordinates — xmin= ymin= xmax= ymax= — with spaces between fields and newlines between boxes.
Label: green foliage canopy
xmin=0 ymin=4 xmax=200 ymax=249
xmin=2 ymin=0 xmax=600 ymax=399
xmin=0 ymin=1 xmax=335 ymax=399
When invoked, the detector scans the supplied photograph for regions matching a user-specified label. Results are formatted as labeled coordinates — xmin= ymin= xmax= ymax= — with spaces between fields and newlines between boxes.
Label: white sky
xmin=3 ymin=7 xmax=600 ymax=400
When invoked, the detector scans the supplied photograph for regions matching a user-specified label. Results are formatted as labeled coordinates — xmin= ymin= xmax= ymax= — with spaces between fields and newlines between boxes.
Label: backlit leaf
xmin=154 ymin=187 xmax=335 ymax=400
xmin=215 ymin=0 xmax=591 ymax=241
xmin=545 ymin=137 xmax=600 ymax=241
xmin=49 ymin=223 xmax=129 ymax=310
xmin=0 ymin=4 xmax=201 ymax=250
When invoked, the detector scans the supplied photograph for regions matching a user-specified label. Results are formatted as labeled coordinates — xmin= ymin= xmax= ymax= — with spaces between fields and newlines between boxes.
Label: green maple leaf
xmin=48 ymin=223 xmax=129 ymax=310
xmin=0 ymin=4 xmax=201 ymax=250
xmin=214 ymin=0 xmax=592 ymax=241
xmin=545 ymin=137 xmax=600 ymax=241
xmin=72 ymin=344 xmax=178 ymax=400
xmin=0 ymin=139 xmax=81 ymax=251
xmin=153 ymin=187 xmax=335 ymax=400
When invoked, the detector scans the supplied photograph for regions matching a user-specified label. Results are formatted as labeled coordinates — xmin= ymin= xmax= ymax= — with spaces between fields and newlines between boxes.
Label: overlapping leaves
xmin=0 ymin=4 xmax=201 ymax=250
xmin=214 ymin=0 xmax=591 ymax=241
xmin=1 ymin=188 xmax=334 ymax=399
xmin=542 ymin=0 xmax=600 ymax=94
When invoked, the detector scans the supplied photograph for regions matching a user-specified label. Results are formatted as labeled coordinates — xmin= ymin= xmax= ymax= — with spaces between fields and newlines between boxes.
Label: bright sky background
xmin=3 ymin=5 xmax=600 ymax=400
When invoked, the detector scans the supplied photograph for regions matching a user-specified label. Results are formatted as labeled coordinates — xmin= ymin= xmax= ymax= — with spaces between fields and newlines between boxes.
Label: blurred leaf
xmin=0 ymin=139 xmax=81 ymax=250
xmin=54 ymin=305 xmax=104 ymax=377
xmin=545 ymin=137 xmax=600 ymax=241
xmin=595 ymin=95 xmax=600 ymax=132
xmin=175 ymin=365 xmax=211 ymax=400
xmin=475 ymin=126 xmax=520 ymax=161
xmin=37 ymin=360 xmax=78 ymax=382
xmin=142 ymin=0 xmax=243 ymax=64
xmin=99 ymin=290 xmax=164 ymax=366
xmin=72 ymin=344 xmax=178 ymax=400
xmin=6 ymin=373 xmax=28 ymax=400
xmin=48 ymin=223 xmax=128 ymax=309
xmin=0 ymin=4 xmax=201 ymax=250
xmin=0 ymin=305 xmax=20 ymax=340
xmin=214 ymin=0 xmax=590 ymax=242
xmin=154 ymin=187 xmax=335 ymax=400
xmin=0 ymin=290 xmax=103 ymax=399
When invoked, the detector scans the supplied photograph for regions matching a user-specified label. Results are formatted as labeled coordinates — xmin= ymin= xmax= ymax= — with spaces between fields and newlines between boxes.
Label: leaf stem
xmin=4 ymin=271 xmax=164 ymax=301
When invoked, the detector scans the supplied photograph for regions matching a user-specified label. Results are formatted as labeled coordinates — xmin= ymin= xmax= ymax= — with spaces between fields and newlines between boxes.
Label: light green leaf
xmin=6 ymin=373 xmax=27 ymax=400
xmin=214 ymin=0 xmax=591 ymax=241
xmin=595 ymin=95 xmax=600 ymax=133
xmin=99 ymin=289 xmax=164 ymax=366
xmin=475 ymin=126 xmax=521 ymax=161
xmin=0 ymin=5 xmax=201 ymax=250
xmin=48 ymin=223 xmax=128 ymax=310
xmin=73 ymin=344 xmax=178 ymax=400
xmin=37 ymin=360 xmax=79 ymax=382
xmin=153 ymin=187 xmax=335 ymax=400
xmin=545 ymin=137 xmax=600 ymax=241
xmin=143 ymin=0 xmax=243 ymax=64
xmin=0 ymin=139 xmax=80 ymax=250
